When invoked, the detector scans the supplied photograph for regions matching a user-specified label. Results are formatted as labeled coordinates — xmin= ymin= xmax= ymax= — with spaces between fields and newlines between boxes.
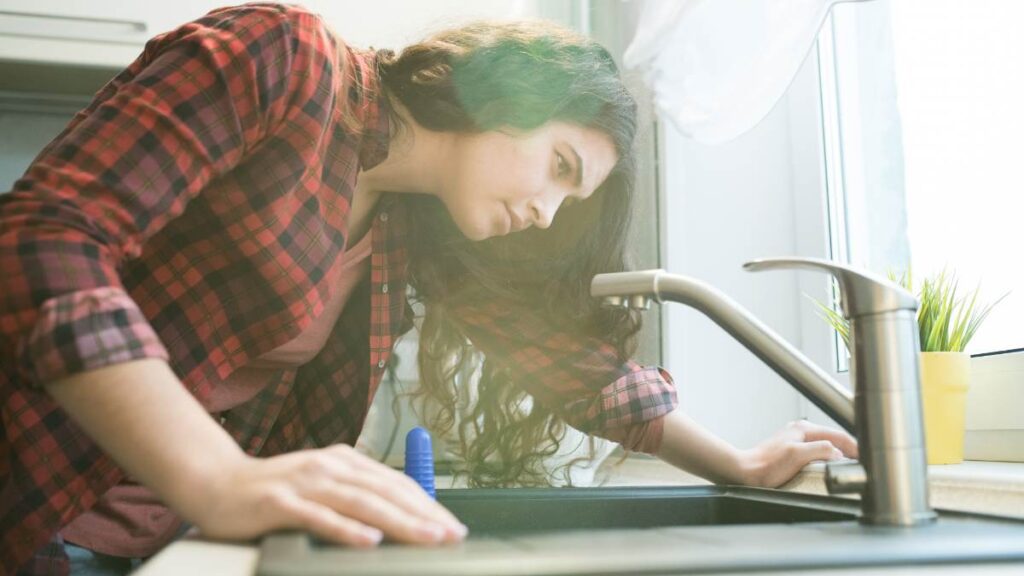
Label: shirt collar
xmin=353 ymin=49 xmax=392 ymax=171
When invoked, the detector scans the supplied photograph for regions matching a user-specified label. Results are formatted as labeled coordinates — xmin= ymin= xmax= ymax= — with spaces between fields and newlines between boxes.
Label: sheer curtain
xmin=625 ymin=0 xmax=868 ymax=144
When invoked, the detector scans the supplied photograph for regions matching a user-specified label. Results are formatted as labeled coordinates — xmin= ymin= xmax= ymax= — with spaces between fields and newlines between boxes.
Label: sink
xmin=257 ymin=486 xmax=1024 ymax=575
xmin=437 ymin=485 xmax=854 ymax=535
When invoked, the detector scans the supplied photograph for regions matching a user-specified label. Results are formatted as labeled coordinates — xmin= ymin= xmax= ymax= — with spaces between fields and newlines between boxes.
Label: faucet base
xmin=860 ymin=510 xmax=939 ymax=527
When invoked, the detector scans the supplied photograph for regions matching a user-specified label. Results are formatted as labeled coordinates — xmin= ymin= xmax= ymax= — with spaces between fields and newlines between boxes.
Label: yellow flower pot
xmin=919 ymin=351 xmax=971 ymax=465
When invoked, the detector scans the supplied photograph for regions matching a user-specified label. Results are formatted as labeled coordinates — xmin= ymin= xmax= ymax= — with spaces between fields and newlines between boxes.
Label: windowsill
xmin=783 ymin=459 xmax=1024 ymax=520
xmin=596 ymin=456 xmax=1024 ymax=521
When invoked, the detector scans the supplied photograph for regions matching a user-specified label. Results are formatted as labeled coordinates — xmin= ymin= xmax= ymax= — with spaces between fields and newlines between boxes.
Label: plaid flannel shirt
xmin=0 ymin=4 xmax=677 ymax=573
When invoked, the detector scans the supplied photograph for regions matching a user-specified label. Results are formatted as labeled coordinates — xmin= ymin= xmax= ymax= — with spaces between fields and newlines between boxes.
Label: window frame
xmin=785 ymin=20 xmax=851 ymax=430
xmin=792 ymin=4 xmax=1024 ymax=459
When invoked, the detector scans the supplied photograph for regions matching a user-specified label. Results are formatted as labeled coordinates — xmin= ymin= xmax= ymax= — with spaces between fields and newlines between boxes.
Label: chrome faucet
xmin=592 ymin=257 xmax=936 ymax=527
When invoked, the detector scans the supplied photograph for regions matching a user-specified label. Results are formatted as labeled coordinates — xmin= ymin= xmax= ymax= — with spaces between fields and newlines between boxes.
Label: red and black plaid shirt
xmin=0 ymin=4 xmax=676 ymax=573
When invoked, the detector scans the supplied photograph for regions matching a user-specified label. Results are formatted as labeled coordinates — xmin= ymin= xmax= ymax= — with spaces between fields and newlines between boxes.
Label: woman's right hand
xmin=190 ymin=443 xmax=467 ymax=547
xmin=45 ymin=360 xmax=462 ymax=548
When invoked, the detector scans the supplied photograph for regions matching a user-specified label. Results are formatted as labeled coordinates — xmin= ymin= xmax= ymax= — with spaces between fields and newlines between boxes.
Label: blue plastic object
xmin=404 ymin=426 xmax=436 ymax=499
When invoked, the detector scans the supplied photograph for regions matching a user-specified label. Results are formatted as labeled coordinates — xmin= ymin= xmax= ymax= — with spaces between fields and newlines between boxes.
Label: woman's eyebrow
xmin=571 ymin=146 xmax=584 ymax=188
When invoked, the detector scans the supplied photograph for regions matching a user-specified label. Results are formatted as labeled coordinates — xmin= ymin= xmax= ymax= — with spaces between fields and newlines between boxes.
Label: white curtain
xmin=625 ymin=0 xmax=869 ymax=144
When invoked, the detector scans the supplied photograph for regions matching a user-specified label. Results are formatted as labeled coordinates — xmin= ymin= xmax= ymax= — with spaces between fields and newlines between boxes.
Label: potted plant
xmin=814 ymin=269 xmax=1005 ymax=464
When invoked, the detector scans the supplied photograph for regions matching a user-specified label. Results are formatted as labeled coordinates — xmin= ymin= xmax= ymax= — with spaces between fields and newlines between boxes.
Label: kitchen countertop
xmin=599 ymin=456 xmax=1024 ymax=521
xmin=133 ymin=457 xmax=1024 ymax=575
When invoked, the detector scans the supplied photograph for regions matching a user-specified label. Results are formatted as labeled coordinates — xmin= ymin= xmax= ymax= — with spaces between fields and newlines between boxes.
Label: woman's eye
xmin=556 ymin=152 xmax=571 ymax=179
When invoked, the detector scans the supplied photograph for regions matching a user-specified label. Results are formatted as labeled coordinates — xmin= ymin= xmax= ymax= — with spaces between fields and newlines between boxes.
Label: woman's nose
xmin=527 ymin=193 xmax=559 ymax=229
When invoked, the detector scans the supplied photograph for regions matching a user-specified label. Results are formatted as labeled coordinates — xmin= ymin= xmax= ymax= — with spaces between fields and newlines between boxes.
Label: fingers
xmin=343 ymin=467 xmax=466 ymax=539
xmin=796 ymin=439 xmax=843 ymax=463
xmin=328 ymin=444 xmax=464 ymax=529
xmin=274 ymin=489 xmax=384 ymax=548
xmin=789 ymin=420 xmax=860 ymax=459
xmin=306 ymin=481 xmax=457 ymax=545
xmin=196 ymin=449 xmax=469 ymax=549
xmin=313 ymin=445 xmax=466 ymax=543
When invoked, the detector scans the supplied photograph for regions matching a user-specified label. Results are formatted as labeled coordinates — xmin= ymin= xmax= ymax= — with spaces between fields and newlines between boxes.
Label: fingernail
xmin=449 ymin=523 xmax=468 ymax=539
xmin=420 ymin=522 xmax=445 ymax=542
xmin=364 ymin=528 xmax=383 ymax=545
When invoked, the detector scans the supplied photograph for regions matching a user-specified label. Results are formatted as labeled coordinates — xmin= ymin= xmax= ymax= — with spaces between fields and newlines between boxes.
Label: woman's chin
xmin=460 ymin=221 xmax=502 ymax=241
xmin=461 ymin=227 xmax=492 ymax=241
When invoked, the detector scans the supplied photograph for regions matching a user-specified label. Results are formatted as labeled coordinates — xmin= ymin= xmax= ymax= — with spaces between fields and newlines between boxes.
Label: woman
xmin=0 ymin=3 xmax=858 ymax=574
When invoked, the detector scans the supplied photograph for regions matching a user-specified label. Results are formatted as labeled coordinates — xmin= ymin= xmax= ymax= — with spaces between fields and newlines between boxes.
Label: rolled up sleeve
xmin=20 ymin=287 xmax=167 ymax=384
xmin=451 ymin=300 xmax=678 ymax=449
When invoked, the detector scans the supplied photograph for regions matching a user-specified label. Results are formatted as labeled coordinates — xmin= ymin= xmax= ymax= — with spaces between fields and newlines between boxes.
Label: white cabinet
xmin=0 ymin=1 xmax=541 ymax=70
xmin=0 ymin=1 xmax=226 ymax=68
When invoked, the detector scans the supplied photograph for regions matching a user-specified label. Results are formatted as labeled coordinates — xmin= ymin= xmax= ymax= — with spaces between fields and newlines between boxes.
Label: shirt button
xmin=381 ymin=283 xmax=389 ymax=294
xmin=379 ymin=212 xmax=389 ymax=222
xmin=377 ymin=359 xmax=386 ymax=369
xmin=219 ymin=416 xmax=227 ymax=425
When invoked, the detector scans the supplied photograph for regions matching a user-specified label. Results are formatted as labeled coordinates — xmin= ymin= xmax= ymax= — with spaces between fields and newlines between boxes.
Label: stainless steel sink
xmin=257 ymin=486 xmax=1024 ymax=575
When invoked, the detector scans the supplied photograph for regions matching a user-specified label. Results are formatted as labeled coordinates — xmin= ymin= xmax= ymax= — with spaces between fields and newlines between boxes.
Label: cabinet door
xmin=0 ymin=1 xmax=147 ymax=67
xmin=0 ymin=1 xmax=151 ymax=46
xmin=0 ymin=1 xmax=225 ymax=68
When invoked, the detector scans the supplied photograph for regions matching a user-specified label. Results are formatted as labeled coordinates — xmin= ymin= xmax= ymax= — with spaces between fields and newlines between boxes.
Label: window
xmin=817 ymin=0 xmax=1024 ymax=460
xmin=821 ymin=0 xmax=1023 ymax=356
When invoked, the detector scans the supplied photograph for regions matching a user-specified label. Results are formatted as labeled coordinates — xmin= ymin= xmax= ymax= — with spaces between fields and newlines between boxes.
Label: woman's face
xmin=438 ymin=121 xmax=618 ymax=241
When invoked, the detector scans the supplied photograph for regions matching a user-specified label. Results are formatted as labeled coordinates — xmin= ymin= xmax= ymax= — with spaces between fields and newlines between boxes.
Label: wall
xmin=658 ymin=55 xmax=825 ymax=449
xmin=300 ymin=0 xmax=541 ymax=52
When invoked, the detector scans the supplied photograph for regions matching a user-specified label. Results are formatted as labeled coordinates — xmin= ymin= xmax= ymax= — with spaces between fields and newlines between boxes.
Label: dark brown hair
xmin=376 ymin=20 xmax=640 ymax=487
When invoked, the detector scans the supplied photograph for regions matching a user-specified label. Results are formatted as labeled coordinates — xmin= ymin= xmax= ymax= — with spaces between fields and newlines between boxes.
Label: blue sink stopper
xmin=404 ymin=426 xmax=436 ymax=499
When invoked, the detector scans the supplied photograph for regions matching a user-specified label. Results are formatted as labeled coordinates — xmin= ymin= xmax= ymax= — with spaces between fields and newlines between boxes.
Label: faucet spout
xmin=594 ymin=262 xmax=936 ymax=527
xmin=592 ymin=269 xmax=854 ymax=432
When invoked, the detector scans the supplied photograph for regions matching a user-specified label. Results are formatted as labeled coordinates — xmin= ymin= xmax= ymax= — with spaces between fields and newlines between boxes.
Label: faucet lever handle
xmin=743 ymin=257 xmax=917 ymax=319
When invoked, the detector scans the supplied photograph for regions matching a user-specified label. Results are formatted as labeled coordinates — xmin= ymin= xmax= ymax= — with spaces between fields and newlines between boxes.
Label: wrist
xmin=169 ymin=445 xmax=251 ymax=524
xmin=736 ymin=447 xmax=767 ymax=487
xmin=657 ymin=409 xmax=764 ymax=486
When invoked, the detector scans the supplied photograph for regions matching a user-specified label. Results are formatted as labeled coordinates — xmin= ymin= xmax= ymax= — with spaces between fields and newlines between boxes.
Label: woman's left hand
xmin=740 ymin=419 xmax=859 ymax=488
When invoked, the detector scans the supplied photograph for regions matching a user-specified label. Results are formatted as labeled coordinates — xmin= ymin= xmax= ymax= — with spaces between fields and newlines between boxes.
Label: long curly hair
xmin=376 ymin=20 xmax=640 ymax=487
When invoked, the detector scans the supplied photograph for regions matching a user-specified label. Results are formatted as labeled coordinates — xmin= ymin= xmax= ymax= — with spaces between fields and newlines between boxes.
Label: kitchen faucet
xmin=592 ymin=257 xmax=936 ymax=527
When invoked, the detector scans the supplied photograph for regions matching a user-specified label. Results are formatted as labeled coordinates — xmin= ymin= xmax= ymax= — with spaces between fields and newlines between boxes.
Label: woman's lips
xmin=505 ymin=204 xmax=526 ymax=233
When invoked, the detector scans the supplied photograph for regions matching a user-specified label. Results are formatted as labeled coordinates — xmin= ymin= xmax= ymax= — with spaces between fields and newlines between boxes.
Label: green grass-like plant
xmin=812 ymin=268 xmax=1007 ymax=353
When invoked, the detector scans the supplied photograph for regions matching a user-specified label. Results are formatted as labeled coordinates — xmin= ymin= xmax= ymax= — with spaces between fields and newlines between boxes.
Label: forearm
xmin=43 ymin=358 xmax=247 ymax=522
xmin=655 ymin=408 xmax=751 ymax=485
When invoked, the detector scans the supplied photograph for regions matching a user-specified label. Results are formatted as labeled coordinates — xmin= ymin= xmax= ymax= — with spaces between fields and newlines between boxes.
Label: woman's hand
xmin=741 ymin=419 xmax=859 ymax=488
xmin=191 ymin=443 xmax=467 ymax=547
